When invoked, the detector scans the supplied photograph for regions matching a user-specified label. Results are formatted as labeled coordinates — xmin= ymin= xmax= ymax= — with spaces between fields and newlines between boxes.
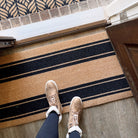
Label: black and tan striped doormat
xmin=0 ymin=31 xmax=133 ymax=128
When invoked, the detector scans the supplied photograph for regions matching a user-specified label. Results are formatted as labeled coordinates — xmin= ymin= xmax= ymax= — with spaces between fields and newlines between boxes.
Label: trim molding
xmin=105 ymin=0 xmax=138 ymax=17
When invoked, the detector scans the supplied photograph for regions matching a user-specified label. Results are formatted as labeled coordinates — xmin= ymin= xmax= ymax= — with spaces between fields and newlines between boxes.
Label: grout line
xmin=96 ymin=0 xmax=100 ymax=7
xmin=86 ymin=0 xmax=89 ymax=10
xmin=8 ymin=19 xmax=12 ymax=28
xmin=67 ymin=5 xmax=71 ymax=14
xmin=28 ymin=14 xmax=32 ymax=24
xmin=48 ymin=9 xmax=52 ymax=19
xmin=78 ymin=2 xmax=81 ymax=12
xmin=38 ymin=12 xmax=42 ymax=21
xmin=58 ymin=7 xmax=62 ymax=17
xmin=18 ymin=16 xmax=22 ymax=27
xmin=19 ymin=16 xmax=23 ymax=26
xmin=87 ymin=0 xmax=91 ymax=9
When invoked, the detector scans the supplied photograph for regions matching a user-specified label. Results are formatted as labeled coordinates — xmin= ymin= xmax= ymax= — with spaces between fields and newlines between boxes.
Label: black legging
xmin=36 ymin=111 xmax=80 ymax=138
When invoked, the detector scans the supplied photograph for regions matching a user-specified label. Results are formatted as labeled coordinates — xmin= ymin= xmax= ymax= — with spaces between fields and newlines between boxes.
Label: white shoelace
xmin=73 ymin=114 xmax=79 ymax=125
xmin=48 ymin=94 xmax=57 ymax=106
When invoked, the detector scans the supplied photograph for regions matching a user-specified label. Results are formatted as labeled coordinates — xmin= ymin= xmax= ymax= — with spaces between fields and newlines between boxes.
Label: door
xmin=106 ymin=18 xmax=138 ymax=103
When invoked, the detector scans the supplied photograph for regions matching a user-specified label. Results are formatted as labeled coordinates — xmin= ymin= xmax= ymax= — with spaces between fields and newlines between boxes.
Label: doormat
xmin=0 ymin=31 xmax=133 ymax=128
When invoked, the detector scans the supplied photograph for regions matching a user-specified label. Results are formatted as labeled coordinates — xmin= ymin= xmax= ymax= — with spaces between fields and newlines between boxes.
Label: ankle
xmin=46 ymin=106 xmax=62 ymax=123
xmin=66 ymin=126 xmax=82 ymax=138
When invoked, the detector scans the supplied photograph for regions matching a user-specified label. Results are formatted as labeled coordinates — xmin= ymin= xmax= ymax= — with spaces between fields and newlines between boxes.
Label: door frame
xmin=106 ymin=18 xmax=138 ymax=103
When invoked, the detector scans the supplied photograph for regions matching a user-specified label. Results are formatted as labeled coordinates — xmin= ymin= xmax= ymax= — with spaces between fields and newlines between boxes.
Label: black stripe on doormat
xmin=0 ymin=39 xmax=109 ymax=68
xmin=0 ymin=40 xmax=115 ymax=83
xmin=0 ymin=74 xmax=130 ymax=122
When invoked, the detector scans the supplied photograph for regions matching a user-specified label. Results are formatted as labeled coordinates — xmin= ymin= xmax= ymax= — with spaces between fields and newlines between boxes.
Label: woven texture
xmin=0 ymin=31 xmax=132 ymax=128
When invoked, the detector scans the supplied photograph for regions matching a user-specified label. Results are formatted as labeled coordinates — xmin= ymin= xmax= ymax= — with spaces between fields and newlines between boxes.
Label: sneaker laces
xmin=48 ymin=94 xmax=57 ymax=106
xmin=69 ymin=111 xmax=79 ymax=128
xmin=73 ymin=114 xmax=79 ymax=125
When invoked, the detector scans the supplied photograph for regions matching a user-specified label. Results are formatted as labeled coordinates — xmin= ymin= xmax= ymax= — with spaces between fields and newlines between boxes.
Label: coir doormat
xmin=0 ymin=31 xmax=133 ymax=128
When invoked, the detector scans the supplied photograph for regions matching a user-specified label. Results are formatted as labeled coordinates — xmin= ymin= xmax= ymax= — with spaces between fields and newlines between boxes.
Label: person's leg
xmin=66 ymin=97 xmax=83 ymax=138
xmin=36 ymin=112 xmax=59 ymax=138
xmin=36 ymin=80 xmax=62 ymax=138
xmin=69 ymin=131 xmax=81 ymax=138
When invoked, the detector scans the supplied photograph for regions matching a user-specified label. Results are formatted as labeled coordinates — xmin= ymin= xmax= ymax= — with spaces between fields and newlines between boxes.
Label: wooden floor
xmin=0 ymin=28 xmax=138 ymax=138
xmin=0 ymin=98 xmax=138 ymax=138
